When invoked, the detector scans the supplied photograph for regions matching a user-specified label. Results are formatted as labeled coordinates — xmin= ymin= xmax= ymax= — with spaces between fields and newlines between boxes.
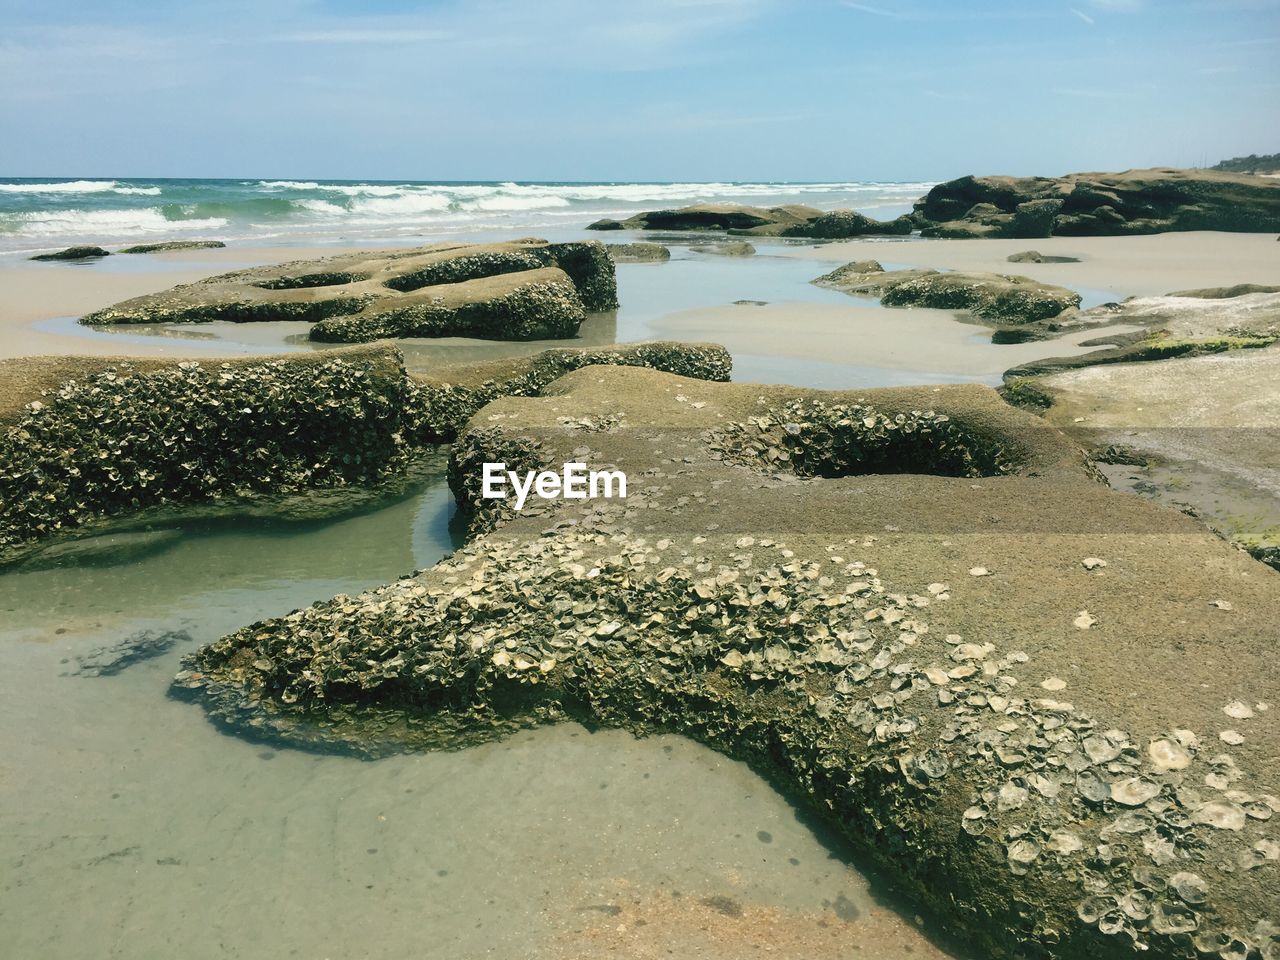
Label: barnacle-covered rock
xmin=80 ymin=239 xmax=618 ymax=342
xmin=177 ymin=366 xmax=1280 ymax=960
xmin=0 ymin=341 xmax=729 ymax=560
xmin=815 ymin=262 xmax=1081 ymax=326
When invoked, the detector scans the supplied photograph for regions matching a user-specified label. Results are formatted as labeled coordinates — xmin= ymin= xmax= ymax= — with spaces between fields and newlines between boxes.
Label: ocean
xmin=0 ymin=177 xmax=933 ymax=255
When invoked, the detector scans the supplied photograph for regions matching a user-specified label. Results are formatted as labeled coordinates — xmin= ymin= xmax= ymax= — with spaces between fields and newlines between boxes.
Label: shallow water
xmin=35 ymin=240 xmax=1124 ymax=392
xmin=6 ymin=244 xmax=1125 ymax=958
xmin=0 ymin=460 xmax=965 ymax=959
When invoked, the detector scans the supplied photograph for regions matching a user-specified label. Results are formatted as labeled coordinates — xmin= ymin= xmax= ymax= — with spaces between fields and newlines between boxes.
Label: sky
xmin=1 ymin=0 xmax=1278 ymax=181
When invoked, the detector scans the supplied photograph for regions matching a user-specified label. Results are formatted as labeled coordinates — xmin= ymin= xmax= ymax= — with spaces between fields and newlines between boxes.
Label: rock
xmin=782 ymin=210 xmax=914 ymax=239
xmin=823 ymin=267 xmax=1080 ymax=324
xmin=813 ymin=262 xmax=936 ymax=297
xmin=920 ymin=220 xmax=1004 ymax=240
xmin=176 ymin=365 xmax=1280 ymax=960
xmin=119 ymin=240 xmax=227 ymax=254
xmin=880 ymin=272 xmax=1080 ymax=324
xmin=697 ymin=241 xmax=755 ymax=257
xmin=1168 ymin=283 xmax=1280 ymax=299
xmin=1007 ymin=251 xmax=1081 ymax=264
xmin=1007 ymin=199 xmax=1064 ymax=239
xmin=913 ymin=168 xmax=1280 ymax=237
xmin=606 ymin=242 xmax=670 ymax=263
xmin=586 ymin=218 xmax=625 ymax=231
xmin=29 ymin=245 xmax=111 ymax=261
xmin=0 ymin=341 xmax=731 ymax=559
xmin=593 ymin=203 xmax=913 ymax=239
xmin=310 ymin=267 xmax=586 ymax=343
xmin=80 ymin=239 xmax=618 ymax=343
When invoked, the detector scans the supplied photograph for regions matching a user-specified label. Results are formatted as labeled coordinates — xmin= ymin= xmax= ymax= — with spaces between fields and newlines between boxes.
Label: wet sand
xmin=783 ymin=231 xmax=1280 ymax=299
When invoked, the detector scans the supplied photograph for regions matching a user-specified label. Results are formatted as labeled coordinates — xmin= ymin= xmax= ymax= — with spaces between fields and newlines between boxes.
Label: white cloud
xmin=1071 ymin=8 xmax=1096 ymax=24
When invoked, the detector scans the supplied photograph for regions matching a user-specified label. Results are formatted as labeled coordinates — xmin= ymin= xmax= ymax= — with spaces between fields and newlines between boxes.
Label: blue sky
xmin=1 ymin=0 xmax=1277 ymax=180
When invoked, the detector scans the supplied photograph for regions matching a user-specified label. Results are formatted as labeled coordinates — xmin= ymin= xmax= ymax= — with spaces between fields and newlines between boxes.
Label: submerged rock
xmin=67 ymin=629 xmax=190 ymax=677
xmin=177 ymin=365 xmax=1279 ymax=960
xmin=1007 ymin=250 xmax=1082 ymax=264
xmin=915 ymin=168 xmax=1280 ymax=238
xmin=80 ymin=239 xmax=618 ymax=343
xmin=29 ymin=245 xmax=111 ymax=261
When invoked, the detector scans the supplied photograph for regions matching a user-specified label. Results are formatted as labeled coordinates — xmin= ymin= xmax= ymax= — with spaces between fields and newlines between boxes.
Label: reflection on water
xmin=32 ymin=243 xmax=1110 ymax=395
xmin=0 ymin=466 xmax=965 ymax=959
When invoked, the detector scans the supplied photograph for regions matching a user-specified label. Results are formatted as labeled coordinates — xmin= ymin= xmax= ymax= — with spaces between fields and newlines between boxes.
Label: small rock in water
xmin=66 ymin=629 xmax=190 ymax=677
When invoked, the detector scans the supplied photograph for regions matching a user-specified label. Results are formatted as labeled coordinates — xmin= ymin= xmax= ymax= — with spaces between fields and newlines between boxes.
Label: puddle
xmin=0 ymin=465 xmax=967 ymax=959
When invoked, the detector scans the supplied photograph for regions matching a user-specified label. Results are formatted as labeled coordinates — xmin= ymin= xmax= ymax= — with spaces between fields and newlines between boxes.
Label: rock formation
xmin=588 ymin=203 xmax=914 ymax=238
xmin=80 ymin=239 xmax=618 ymax=343
xmin=606 ymin=242 xmax=671 ymax=263
xmin=176 ymin=365 xmax=1280 ymax=960
xmin=0 ymin=341 xmax=730 ymax=563
xmin=914 ymin=168 xmax=1280 ymax=239
xmin=816 ymin=261 xmax=1081 ymax=325
xmin=29 ymin=245 xmax=111 ymax=261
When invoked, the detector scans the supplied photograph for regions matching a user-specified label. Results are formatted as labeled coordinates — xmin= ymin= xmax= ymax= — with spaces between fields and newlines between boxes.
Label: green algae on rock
xmin=175 ymin=365 xmax=1280 ymax=960
xmin=816 ymin=261 xmax=1081 ymax=326
xmin=79 ymin=239 xmax=618 ymax=343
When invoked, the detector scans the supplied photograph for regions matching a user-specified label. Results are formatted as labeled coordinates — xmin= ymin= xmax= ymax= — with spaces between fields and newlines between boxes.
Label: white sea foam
xmin=0 ymin=180 xmax=162 ymax=196
xmin=350 ymin=193 xmax=453 ymax=215
xmin=4 ymin=207 xmax=227 ymax=237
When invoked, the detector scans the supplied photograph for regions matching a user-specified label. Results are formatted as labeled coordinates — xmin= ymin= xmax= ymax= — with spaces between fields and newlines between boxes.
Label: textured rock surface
xmin=0 ymin=340 xmax=729 ymax=559
xmin=606 ymin=242 xmax=671 ymax=263
xmin=177 ymin=365 xmax=1280 ymax=960
xmin=30 ymin=245 xmax=111 ymax=261
xmin=587 ymin=203 xmax=913 ymax=238
xmin=119 ymin=240 xmax=227 ymax=254
xmin=816 ymin=262 xmax=1081 ymax=325
xmin=80 ymin=239 xmax=618 ymax=343
xmin=916 ymin=169 xmax=1280 ymax=238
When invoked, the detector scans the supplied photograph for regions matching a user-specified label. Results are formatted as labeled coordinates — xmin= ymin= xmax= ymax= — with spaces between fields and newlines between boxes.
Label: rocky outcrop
xmin=119 ymin=240 xmax=227 ymax=254
xmin=80 ymin=239 xmax=618 ymax=343
xmin=176 ymin=364 xmax=1280 ymax=960
xmin=798 ymin=209 xmax=914 ymax=239
xmin=816 ymin=261 xmax=1081 ymax=325
xmin=30 ymin=245 xmax=111 ymax=261
xmin=587 ymin=203 xmax=914 ymax=238
xmin=606 ymin=242 xmax=670 ymax=263
xmin=914 ymin=168 xmax=1280 ymax=238
xmin=1002 ymin=287 xmax=1280 ymax=378
xmin=0 ymin=341 xmax=729 ymax=562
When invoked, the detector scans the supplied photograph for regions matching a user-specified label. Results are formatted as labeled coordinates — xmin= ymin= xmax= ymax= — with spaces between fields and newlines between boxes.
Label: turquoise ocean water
xmin=0 ymin=177 xmax=931 ymax=255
